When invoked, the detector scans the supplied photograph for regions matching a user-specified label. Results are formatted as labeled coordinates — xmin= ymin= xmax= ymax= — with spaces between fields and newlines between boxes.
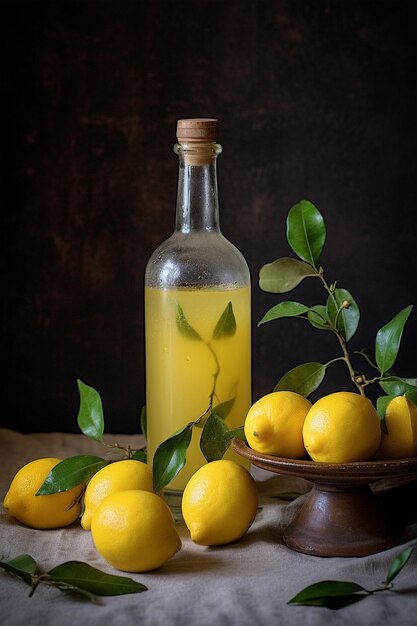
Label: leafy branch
xmin=76 ymin=379 xmax=146 ymax=458
xmin=288 ymin=547 xmax=413 ymax=610
xmin=36 ymin=379 xmax=147 ymax=495
xmin=258 ymin=200 xmax=417 ymax=422
xmin=0 ymin=554 xmax=147 ymax=601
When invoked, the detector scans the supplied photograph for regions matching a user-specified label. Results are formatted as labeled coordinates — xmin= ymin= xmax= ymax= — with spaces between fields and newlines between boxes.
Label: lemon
xmin=91 ymin=490 xmax=181 ymax=572
xmin=302 ymin=391 xmax=381 ymax=463
xmin=3 ymin=457 xmax=83 ymax=529
xmin=181 ymin=460 xmax=258 ymax=546
xmin=244 ymin=391 xmax=312 ymax=458
xmin=81 ymin=459 xmax=153 ymax=530
xmin=378 ymin=395 xmax=417 ymax=460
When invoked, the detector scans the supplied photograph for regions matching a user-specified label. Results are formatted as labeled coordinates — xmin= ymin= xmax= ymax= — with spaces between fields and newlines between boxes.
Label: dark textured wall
xmin=2 ymin=0 xmax=417 ymax=433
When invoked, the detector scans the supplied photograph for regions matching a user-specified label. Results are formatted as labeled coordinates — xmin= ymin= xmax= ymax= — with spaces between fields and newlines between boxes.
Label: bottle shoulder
xmin=145 ymin=231 xmax=250 ymax=289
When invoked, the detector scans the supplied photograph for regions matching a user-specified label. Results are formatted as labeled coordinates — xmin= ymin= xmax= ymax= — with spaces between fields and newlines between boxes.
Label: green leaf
xmin=376 ymin=395 xmax=394 ymax=420
xmin=379 ymin=376 xmax=417 ymax=397
xmin=375 ymin=305 xmax=413 ymax=375
xmin=326 ymin=288 xmax=360 ymax=341
xmin=289 ymin=594 xmax=366 ymax=610
xmin=307 ymin=305 xmax=329 ymax=330
xmin=274 ymin=362 xmax=327 ymax=397
xmin=212 ymin=302 xmax=236 ymax=339
xmin=385 ymin=547 xmax=413 ymax=586
xmin=259 ymin=257 xmax=316 ymax=293
xmin=288 ymin=580 xmax=368 ymax=609
xmin=376 ymin=395 xmax=394 ymax=434
xmin=77 ymin=379 xmax=105 ymax=443
xmin=286 ymin=200 xmax=326 ymax=266
xmin=200 ymin=411 xmax=232 ymax=462
xmin=130 ymin=450 xmax=147 ymax=463
xmin=140 ymin=404 xmax=147 ymax=439
xmin=403 ymin=377 xmax=417 ymax=386
xmin=176 ymin=304 xmax=202 ymax=341
xmin=152 ymin=423 xmax=194 ymax=492
xmin=258 ymin=301 xmax=310 ymax=326
xmin=47 ymin=561 xmax=147 ymax=596
xmin=0 ymin=554 xmax=37 ymax=586
xmin=405 ymin=389 xmax=417 ymax=406
xmin=229 ymin=426 xmax=246 ymax=441
xmin=36 ymin=455 xmax=107 ymax=495
xmin=213 ymin=397 xmax=235 ymax=420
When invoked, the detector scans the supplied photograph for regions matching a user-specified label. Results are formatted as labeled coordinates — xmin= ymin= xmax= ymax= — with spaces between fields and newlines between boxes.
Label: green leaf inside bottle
xmin=212 ymin=302 xmax=236 ymax=339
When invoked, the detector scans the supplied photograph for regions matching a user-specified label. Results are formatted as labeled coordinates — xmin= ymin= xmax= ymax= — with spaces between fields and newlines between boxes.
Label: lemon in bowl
xmin=244 ymin=390 xmax=312 ymax=458
xmin=302 ymin=391 xmax=381 ymax=463
xmin=378 ymin=394 xmax=417 ymax=460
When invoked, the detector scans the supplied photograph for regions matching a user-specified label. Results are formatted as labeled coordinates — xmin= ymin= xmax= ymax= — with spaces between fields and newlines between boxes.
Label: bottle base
xmin=162 ymin=489 xmax=184 ymax=522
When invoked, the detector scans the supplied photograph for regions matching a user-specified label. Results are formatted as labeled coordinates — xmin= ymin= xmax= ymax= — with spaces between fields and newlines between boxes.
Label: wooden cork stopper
xmin=176 ymin=118 xmax=219 ymax=143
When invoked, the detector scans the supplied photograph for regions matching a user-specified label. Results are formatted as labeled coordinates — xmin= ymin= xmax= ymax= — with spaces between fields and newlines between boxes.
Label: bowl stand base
xmin=283 ymin=483 xmax=402 ymax=557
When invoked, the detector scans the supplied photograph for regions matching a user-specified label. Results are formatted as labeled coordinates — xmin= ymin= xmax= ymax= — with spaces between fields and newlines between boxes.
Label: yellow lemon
xmin=91 ymin=490 xmax=181 ymax=572
xmin=3 ymin=457 xmax=83 ymax=529
xmin=81 ymin=459 xmax=153 ymax=530
xmin=378 ymin=395 xmax=417 ymax=460
xmin=181 ymin=460 xmax=258 ymax=546
xmin=302 ymin=391 xmax=381 ymax=463
xmin=244 ymin=391 xmax=312 ymax=458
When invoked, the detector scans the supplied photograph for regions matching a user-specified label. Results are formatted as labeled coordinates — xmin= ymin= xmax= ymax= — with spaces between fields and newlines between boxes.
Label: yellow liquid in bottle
xmin=145 ymin=285 xmax=251 ymax=492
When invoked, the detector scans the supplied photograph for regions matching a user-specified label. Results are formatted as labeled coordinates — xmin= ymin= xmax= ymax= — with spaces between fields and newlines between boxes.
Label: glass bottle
xmin=144 ymin=118 xmax=251 ymax=504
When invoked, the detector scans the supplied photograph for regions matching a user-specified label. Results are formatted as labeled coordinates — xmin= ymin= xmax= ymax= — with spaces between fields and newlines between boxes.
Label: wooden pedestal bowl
xmin=232 ymin=438 xmax=417 ymax=557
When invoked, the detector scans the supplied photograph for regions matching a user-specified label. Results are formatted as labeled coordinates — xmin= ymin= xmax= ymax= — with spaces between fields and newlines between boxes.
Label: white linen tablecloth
xmin=0 ymin=428 xmax=416 ymax=626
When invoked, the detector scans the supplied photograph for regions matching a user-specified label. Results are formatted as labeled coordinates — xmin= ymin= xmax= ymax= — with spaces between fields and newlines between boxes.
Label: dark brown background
xmin=2 ymin=0 xmax=417 ymax=433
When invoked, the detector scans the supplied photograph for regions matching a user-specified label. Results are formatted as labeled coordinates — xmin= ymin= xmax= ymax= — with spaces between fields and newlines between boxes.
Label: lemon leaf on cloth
xmin=289 ymin=548 xmax=414 ymax=610
xmin=288 ymin=580 xmax=368 ymax=610
xmin=0 ymin=554 xmax=37 ymax=586
xmin=1 ymin=555 xmax=147 ymax=600
xmin=47 ymin=561 xmax=147 ymax=596
xmin=385 ymin=547 xmax=413 ymax=585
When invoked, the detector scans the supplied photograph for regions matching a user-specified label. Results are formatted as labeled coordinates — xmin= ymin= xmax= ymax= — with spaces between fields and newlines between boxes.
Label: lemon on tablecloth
xmin=91 ymin=489 xmax=181 ymax=572
xmin=181 ymin=459 xmax=258 ymax=546
xmin=3 ymin=457 xmax=83 ymax=529
xmin=81 ymin=459 xmax=152 ymax=530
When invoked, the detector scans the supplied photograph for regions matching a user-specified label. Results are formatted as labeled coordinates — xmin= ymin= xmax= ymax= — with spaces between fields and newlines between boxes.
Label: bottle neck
xmin=174 ymin=142 xmax=222 ymax=233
